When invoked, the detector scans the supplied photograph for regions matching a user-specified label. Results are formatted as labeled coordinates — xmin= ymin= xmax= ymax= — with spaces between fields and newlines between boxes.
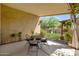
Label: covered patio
xmin=0 ymin=3 xmax=79 ymax=56
xmin=0 ymin=40 xmax=75 ymax=56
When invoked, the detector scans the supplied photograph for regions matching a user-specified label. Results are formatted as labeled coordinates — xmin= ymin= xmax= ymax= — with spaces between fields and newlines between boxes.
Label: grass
xmin=47 ymin=33 xmax=61 ymax=39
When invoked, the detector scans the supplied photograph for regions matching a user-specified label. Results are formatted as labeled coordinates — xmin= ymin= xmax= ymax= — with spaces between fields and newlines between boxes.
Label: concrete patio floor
xmin=0 ymin=40 xmax=77 ymax=56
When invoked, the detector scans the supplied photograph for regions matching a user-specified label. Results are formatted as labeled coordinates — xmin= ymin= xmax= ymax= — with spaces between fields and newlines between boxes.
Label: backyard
xmin=0 ymin=3 xmax=79 ymax=56
xmin=40 ymin=14 xmax=79 ymax=45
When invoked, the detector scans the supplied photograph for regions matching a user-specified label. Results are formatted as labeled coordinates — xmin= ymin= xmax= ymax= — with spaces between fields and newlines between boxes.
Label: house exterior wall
xmin=0 ymin=4 xmax=1 ymax=44
xmin=1 ymin=4 xmax=40 ymax=44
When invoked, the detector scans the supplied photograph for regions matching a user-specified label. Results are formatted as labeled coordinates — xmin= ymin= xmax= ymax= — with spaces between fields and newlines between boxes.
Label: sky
xmin=53 ymin=14 xmax=70 ymax=21
xmin=40 ymin=14 xmax=79 ymax=21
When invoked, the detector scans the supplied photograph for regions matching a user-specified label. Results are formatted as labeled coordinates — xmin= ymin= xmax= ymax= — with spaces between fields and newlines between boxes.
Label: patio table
xmin=25 ymin=35 xmax=49 ymax=56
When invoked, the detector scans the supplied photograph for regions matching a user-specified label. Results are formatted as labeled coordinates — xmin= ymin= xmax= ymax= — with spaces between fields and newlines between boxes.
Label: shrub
xmin=40 ymin=29 xmax=61 ymax=40
xmin=47 ymin=33 xmax=61 ymax=39
xmin=40 ymin=29 xmax=48 ymax=37
xmin=64 ymin=32 xmax=72 ymax=43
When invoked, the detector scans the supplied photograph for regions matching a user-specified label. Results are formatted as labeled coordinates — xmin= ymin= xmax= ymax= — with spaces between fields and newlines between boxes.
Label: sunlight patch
xmin=50 ymin=48 xmax=75 ymax=56
xmin=47 ymin=40 xmax=62 ymax=46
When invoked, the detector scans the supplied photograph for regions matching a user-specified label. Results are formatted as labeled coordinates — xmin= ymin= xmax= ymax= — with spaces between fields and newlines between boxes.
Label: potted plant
xmin=11 ymin=33 xmax=16 ymax=37
xmin=17 ymin=32 xmax=22 ymax=41
xmin=31 ymin=30 xmax=34 ymax=35
xmin=10 ymin=33 xmax=16 ymax=42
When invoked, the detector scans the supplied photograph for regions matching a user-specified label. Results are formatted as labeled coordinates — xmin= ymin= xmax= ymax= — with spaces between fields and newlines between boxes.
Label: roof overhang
xmin=3 ymin=3 xmax=71 ymax=16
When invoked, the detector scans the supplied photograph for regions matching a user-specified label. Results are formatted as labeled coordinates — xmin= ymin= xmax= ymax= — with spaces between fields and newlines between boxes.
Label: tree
xmin=48 ymin=17 xmax=60 ymax=33
xmin=40 ymin=17 xmax=61 ymax=33
xmin=41 ymin=19 xmax=49 ymax=29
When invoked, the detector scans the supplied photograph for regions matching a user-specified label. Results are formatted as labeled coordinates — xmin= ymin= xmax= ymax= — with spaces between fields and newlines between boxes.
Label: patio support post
xmin=60 ymin=22 xmax=64 ymax=40
xmin=70 ymin=3 xmax=79 ymax=49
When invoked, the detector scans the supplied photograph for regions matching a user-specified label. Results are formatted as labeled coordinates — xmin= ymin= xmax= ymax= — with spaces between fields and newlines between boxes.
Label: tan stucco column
xmin=70 ymin=3 xmax=79 ymax=49
xmin=71 ymin=14 xmax=79 ymax=49
xmin=69 ymin=3 xmax=79 ymax=49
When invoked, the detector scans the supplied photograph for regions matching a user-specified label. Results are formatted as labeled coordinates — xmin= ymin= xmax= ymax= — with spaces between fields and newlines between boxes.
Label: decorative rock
xmin=51 ymin=48 xmax=75 ymax=56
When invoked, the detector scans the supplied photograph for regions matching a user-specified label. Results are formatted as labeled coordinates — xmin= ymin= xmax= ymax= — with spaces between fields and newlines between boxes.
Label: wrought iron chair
xmin=25 ymin=34 xmax=39 ymax=56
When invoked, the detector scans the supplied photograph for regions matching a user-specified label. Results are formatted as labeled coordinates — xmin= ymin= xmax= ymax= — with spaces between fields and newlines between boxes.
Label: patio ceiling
xmin=3 ymin=3 xmax=71 ymax=16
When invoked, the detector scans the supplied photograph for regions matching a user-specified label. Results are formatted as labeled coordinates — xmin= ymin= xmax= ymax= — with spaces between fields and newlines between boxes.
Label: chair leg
xmin=36 ymin=46 xmax=39 ymax=56
xmin=27 ymin=45 xmax=31 ymax=55
xmin=27 ymin=44 xmax=39 ymax=56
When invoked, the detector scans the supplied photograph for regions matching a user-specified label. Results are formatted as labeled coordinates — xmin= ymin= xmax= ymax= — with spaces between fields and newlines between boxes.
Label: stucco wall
xmin=76 ymin=20 xmax=79 ymax=40
xmin=1 ymin=4 xmax=40 ymax=44
xmin=0 ymin=4 xmax=1 ymax=44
